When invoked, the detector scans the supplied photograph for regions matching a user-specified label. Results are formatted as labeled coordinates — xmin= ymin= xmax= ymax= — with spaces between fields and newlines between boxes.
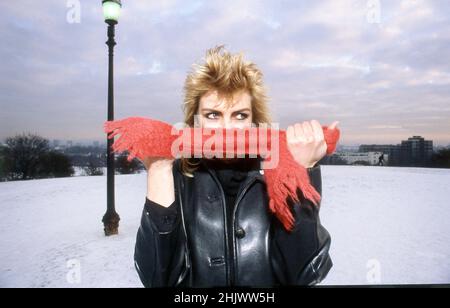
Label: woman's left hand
xmin=287 ymin=120 xmax=339 ymax=168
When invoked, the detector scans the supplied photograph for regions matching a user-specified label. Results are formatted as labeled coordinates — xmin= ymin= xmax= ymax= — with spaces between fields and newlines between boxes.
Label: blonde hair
xmin=181 ymin=45 xmax=272 ymax=176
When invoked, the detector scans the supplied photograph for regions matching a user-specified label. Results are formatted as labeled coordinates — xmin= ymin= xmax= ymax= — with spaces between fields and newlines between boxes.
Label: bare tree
xmin=431 ymin=148 xmax=450 ymax=168
xmin=2 ymin=133 xmax=74 ymax=180
xmin=84 ymin=159 xmax=104 ymax=176
xmin=116 ymin=154 xmax=141 ymax=174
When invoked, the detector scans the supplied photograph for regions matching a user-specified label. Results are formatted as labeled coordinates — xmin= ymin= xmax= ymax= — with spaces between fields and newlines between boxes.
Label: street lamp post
xmin=102 ymin=0 xmax=122 ymax=236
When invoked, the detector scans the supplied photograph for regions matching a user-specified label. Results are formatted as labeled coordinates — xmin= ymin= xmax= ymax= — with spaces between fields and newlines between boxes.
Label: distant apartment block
xmin=336 ymin=151 xmax=387 ymax=166
xmin=359 ymin=136 xmax=433 ymax=167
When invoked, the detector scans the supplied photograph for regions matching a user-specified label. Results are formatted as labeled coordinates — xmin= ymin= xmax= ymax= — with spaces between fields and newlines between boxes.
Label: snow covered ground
xmin=0 ymin=166 xmax=449 ymax=287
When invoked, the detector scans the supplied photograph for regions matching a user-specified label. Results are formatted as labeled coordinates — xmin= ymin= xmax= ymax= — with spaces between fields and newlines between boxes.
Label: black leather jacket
xmin=134 ymin=158 xmax=332 ymax=287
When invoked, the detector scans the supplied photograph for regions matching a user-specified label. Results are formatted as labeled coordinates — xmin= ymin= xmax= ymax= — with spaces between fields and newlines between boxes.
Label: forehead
xmin=199 ymin=89 xmax=251 ymax=110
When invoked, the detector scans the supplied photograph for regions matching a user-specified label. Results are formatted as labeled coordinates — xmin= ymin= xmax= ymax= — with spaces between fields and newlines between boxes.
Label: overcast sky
xmin=1 ymin=0 xmax=449 ymax=146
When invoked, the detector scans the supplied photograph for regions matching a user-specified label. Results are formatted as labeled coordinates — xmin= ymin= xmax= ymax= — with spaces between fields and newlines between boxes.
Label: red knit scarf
xmin=104 ymin=117 xmax=340 ymax=232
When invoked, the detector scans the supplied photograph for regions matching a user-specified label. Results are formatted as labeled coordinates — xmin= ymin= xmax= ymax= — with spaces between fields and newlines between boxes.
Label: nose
xmin=223 ymin=118 xmax=233 ymax=129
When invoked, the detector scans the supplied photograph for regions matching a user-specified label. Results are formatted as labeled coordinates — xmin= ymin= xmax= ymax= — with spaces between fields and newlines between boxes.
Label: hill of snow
xmin=0 ymin=166 xmax=449 ymax=287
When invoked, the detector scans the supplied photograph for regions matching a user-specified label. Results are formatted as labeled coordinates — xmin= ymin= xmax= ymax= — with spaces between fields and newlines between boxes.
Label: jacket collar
xmin=199 ymin=157 xmax=266 ymax=184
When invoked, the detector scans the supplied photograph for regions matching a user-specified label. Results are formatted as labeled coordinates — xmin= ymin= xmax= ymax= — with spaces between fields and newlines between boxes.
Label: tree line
xmin=0 ymin=133 xmax=144 ymax=182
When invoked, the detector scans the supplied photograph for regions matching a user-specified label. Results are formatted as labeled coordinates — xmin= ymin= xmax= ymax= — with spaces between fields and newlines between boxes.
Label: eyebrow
xmin=201 ymin=108 xmax=251 ymax=113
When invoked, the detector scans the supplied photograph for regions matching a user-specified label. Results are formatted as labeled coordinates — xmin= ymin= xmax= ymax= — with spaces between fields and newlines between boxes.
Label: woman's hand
xmin=287 ymin=120 xmax=339 ymax=168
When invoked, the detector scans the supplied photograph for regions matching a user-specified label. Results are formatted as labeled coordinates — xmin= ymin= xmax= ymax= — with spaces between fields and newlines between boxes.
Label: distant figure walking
xmin=378 ymin=153 xmax=385 ymax=166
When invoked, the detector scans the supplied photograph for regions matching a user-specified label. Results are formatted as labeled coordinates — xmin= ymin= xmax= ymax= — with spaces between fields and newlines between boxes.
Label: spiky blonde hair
xmin=181 ymin=45 xmax=272 ymax=176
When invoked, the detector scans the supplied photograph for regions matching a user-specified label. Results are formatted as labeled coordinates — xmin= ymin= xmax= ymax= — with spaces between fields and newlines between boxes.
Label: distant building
xmin=400 ymin=136 xmax=433 ymax=167
xmin=93 ymin=141 xmax=99 ymax=147
xmin=336 ymin=145 xmax=360 ymax=153
xmin=359 ymin=136 xmax=433 ymax=167
xmin=336 ymin=151 xmax=388 ymax=166
xmin=359 ymin=144 xmax=400 ymax=166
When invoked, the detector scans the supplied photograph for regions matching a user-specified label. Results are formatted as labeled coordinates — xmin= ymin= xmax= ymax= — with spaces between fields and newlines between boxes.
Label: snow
xmin=0 ymin=166 xmax=449 ymax=287
xmin=320 ymin=166 xmax=450 ymax=285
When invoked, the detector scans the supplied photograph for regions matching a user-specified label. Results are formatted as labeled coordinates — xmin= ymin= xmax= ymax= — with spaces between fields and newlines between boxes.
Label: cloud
xmin=368 ymin=125 xmax=404 ymax=130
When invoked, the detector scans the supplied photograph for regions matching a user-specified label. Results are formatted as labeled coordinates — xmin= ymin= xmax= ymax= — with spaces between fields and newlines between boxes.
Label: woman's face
xmin=197 ymin=89 xmax=253 ymax=129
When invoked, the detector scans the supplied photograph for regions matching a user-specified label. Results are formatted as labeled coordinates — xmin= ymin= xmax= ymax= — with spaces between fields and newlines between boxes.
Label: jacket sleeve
xmin=271 ymin=163 xmax=333 ymax=286
xmin=133 ymin=163 xmax=188 ymax=287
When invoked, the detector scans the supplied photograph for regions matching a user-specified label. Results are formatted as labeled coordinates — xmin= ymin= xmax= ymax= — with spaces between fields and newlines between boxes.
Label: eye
xmin=205 ymin=112 xmax=220 ymax=120
xmin=235 ymin=113 xmax=249 ymax=120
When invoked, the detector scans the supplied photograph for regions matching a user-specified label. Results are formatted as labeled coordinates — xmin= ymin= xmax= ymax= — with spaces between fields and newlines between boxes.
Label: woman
xmin=134 ymin=45 xmax=339 ymax=287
